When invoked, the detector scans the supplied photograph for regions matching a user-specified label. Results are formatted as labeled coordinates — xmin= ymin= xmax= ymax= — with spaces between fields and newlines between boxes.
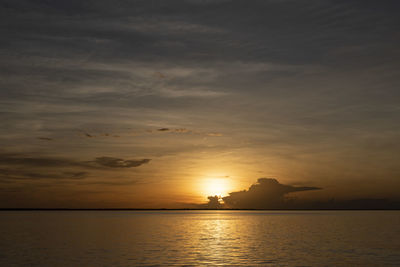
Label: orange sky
xmin=1 ymin=1 xmax=400 ymax=208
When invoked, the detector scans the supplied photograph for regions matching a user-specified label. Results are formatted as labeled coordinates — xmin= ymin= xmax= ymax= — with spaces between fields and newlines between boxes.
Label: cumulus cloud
xmin=94 ymin=157 xmax=150 ymax=168
xmin=222 ymin=178 xmax=321 ymax=209
xmin=197 ymin=178 xmax=400 ymax=209
xmin=205 ymin=195 xmax=222 ymax=209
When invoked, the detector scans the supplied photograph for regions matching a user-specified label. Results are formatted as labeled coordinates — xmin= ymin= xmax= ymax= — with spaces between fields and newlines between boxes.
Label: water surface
xmin=0 ymin=210 xmax=399 ymax=266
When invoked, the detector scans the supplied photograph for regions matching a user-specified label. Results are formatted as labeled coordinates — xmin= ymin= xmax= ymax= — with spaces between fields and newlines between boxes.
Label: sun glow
xmin=202 ymin=178 xmax=230 ymax=197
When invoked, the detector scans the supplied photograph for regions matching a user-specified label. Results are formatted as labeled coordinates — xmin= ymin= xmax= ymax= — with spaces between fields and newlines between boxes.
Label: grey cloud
xmin=0 ymin=168 xmax=88 ymax=180
xmin=79 ymin=131 xmax=120 ymax=138
xmin=62 ymin=171 xmax=88 ymax=179
xmin=174 ymin=128 xmax=190 ymax=133
xmin=140 ymin=127 xmax=219 ymax=136
xmin=1 ymin=0 xmax=399 ymax=80
xmin=0 ymin=153 xmax=151 ymax=170
xmin=205 ymin=195 xmax=222 ymax=209
xmin=83 ymin=132 xmax=94 ymax=137
xmin=0 ymin=153 xmax=151 ymax=184
xmin=155 ymin=128 xmax=191 ymax=133
xmin=37 ymin=137 xmax=53 ymax=141
xmin=80 ymin=180 xmax=139 ymax=186
xmin=1 ymin=0 xmax=400 ymax=206
xmin=197 ymin=178 xmax=400 ymax=209
xmin=0 ymin=154 xmax=83 ymax=168
xmin=222 ymin=178 xmax=321 ymax=209
xmin=94 ymin=157 xmax=150 ymax=168
xmin=71 ymin=127 xmax=219 ymax=140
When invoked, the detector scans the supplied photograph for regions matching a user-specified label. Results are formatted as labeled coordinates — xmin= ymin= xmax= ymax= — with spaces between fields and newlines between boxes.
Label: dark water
xmin=0 ymin=210 xmax=399 ymax=266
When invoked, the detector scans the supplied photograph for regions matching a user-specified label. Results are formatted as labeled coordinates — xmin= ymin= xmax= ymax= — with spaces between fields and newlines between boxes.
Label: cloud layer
xmin=1 ymin=1 xmax=400 ymax=207
xmin=222 ymin=178 xmax=320 ymax=209
xmin=94 ymin=157 xmax=150 ymax=168
xmin=0 ymin=153 xmax=150 ymax=183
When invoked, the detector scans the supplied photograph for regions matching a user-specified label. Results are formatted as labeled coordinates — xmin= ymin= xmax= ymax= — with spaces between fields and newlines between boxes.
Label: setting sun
xmin=1 ymin=1 xmax=399 ymax=266
xmin=202 ymin=178 xmax=231 ymax=197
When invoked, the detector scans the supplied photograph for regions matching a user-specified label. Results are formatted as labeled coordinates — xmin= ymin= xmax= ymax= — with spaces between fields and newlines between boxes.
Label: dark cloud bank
xmin=200 ymin=178 xmax=400 ymax=210
xmin=0 ymin=153 xmax=150 ymax=169
xmin=0 ymin=153 xmax=150 ymax=182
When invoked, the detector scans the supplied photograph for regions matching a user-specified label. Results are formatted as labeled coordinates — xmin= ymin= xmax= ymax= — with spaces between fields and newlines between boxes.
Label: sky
xmin=0 ymin=0 xmax=400 ymax=208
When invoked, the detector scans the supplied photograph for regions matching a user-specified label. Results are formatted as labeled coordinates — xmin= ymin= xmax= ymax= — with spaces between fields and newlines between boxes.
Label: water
xmin=0 ymin=210 xmax=399 ymax=266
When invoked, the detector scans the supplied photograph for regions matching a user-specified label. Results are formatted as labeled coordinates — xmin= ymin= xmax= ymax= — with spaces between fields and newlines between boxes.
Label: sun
xmin=202 ymin=178 xmax=230 ymax=197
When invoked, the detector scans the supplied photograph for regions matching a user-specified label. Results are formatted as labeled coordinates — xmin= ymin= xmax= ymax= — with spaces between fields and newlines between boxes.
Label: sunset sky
xmin=1 ymin=1 xmax=399 ymax=208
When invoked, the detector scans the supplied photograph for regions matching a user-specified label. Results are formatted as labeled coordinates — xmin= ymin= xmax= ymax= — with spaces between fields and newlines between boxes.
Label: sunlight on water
xmin=0 ymin=211 xmax=399 ymax=266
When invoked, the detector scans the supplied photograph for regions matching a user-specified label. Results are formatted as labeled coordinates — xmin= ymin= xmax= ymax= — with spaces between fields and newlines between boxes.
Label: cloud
xmin=0 ymin=153 xmax=151 ymax=169
xmin=197 ymin=178 xmax=400 ymax=209
xmin=37 ymin=137 xmax=53 ymax=141
xmin=205 ymin=195 xmax=222 ymax=209
xmin=80 ymin=180 xmax=139 ymax=186
xmin=174 ymin=128 xmax=190 ymax=133
xmin=206 ymin=132 xmax=223 ymax=137
xmin=155 ymin=128 xmax=190 ymax=133
xmin=0 ymin=153 xmax=83 ymax=168
xmin=84 ymin=132 xmax=94 ymax=137
xmin=157 ymin=128 xmax=170 ymax=132
xmin=0 ymin=168 xmax=88 ymax=180
xmin=1 ymin=1 xmax=400 ymax=207
xmin=0 ymin=153 xmax=151 ymax=183
xmin=63 ymin=171 xmax=88 ymax=179
xmin=222 ymin=178 xmax=321 ymax=209
xmin=151 ymin=127 xmax=221 ymax=136
xmin=79 ymin=131 xmax=121 ymax=138
xmin=94 ymin=157 xmax=150 ymax=168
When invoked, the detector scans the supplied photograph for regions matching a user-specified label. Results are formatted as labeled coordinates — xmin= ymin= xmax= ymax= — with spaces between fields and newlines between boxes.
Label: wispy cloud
xmin=1 ymin=1 xmax=400 ymax=207
xmin=0 ymin=153 xmax=151 ymax=183
xmin=37 ymin=137 xmax=53 ymax=141
xmin=0 ymin=153 xmax=151 ymax=169
xmin=94 ymin=157 xmax=150 ymax=168
xmin=0 ymin=168 xmax=88 ymax=180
